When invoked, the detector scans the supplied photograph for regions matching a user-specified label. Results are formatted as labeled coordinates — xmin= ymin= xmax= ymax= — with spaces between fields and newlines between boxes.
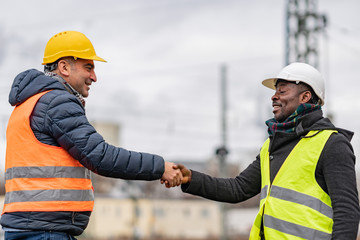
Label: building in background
xmin=83 ymin=198 xmax=223 ymax=239
xmin=0 ymin=196 xmax=257 ymax=240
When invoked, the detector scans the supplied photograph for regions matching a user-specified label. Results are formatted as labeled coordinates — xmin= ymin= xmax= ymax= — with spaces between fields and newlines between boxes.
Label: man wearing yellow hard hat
xmin=1 ymin=31 xmax=182 ymax=239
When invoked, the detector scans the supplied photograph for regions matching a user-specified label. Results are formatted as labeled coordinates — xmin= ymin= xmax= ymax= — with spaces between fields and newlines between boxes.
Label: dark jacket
xmin=182 ymin=110 xmax=360 ymax=239
xmin=1 ymin=69 xmax=165 ymax=235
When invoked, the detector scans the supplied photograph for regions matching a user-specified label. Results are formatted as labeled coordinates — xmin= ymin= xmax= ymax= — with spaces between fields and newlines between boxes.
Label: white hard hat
xmin=262 ymin=62 xmax=325 ymax=106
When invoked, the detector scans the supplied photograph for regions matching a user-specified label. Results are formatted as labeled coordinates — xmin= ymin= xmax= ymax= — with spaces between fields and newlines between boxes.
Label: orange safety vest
xmin=3 ymin=91 xmax=94 ymax=214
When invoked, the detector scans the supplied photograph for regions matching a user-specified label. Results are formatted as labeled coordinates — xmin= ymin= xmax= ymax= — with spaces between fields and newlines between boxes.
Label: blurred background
xmin=0 ymin=0 xmax=359 ymax=239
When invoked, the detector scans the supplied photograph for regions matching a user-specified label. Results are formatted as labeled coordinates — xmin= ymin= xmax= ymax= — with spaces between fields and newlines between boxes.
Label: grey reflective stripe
xmin=5 ymin=166 xmax=91 ymax=180
xmin=5 ymin=189 xmax=94 ymax=204
xmin=264 ymin=215 xmax=331 ymax=240
xmin=270 ymin=185 xmax=333 ymax=219
xmin=260 ymin=185 xmax=268 ymax=201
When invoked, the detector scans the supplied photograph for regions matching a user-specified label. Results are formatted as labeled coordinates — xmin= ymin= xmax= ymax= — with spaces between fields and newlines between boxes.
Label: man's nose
xmin=271 ymin=92 xmax=279 ymax=101
xmin=90 ymin=71 xmax=97 ymax=82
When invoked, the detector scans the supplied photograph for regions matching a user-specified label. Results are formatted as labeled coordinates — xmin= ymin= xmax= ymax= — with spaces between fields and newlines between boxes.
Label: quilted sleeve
xmin=43 ymin=91 xmax=165 ymax=180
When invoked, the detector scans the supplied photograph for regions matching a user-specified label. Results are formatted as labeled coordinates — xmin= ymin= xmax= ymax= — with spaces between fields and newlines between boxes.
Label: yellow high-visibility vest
xmin=250 ymin=130 xmax=336 ymax=240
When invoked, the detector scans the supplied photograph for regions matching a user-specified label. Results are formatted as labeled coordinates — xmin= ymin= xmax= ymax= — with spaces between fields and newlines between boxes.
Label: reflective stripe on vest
xmin=250 ymin=130 xmax=336 ymax=240
xmin=3 ymin=91 xmax=94 ymax=214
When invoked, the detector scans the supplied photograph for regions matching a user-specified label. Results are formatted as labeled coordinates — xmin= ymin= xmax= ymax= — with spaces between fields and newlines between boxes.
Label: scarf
xmin=266 ymin=103 xmax=321 ymax=136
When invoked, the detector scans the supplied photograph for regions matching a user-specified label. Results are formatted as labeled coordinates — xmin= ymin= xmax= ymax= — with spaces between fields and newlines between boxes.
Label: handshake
xmin=160 ymin=162 xmax=191 ymax=188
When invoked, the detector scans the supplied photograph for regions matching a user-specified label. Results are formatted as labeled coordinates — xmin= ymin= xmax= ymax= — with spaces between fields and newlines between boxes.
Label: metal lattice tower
xmin=285 ymin=0 xmax=327 ymax=68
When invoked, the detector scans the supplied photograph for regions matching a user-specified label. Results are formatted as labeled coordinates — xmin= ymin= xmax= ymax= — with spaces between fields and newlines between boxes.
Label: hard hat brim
xmin=262 ymin=78 xmax=301 ymax=90
xmin=42 ymin=55 xmax=107 ymax=65
xmin=89 ymin=55 xmax=107 ymax=63
xmin=262 ymin=78 xmax=277 ymax=90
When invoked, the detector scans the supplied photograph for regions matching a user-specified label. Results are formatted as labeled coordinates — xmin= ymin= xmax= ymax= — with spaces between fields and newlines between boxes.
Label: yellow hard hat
xmin=42 ymin=31 xmax=106 ymax=65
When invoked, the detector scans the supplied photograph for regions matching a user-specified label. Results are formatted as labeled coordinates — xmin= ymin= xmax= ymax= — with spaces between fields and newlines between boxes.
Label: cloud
xmin=0 ymin=0 xmax=359 ymax=166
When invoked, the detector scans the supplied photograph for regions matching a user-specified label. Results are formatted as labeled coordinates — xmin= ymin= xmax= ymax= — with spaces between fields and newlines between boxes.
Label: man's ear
xmin=57 ymin=59 xmax=70 ymax=77
xmin=300 ymin=91 xmax=312 ymax=104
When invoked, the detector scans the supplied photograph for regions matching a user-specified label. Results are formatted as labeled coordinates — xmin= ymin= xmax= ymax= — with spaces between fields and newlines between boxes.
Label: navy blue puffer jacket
xmin=1 ymin=69 xmax=165 ymax=235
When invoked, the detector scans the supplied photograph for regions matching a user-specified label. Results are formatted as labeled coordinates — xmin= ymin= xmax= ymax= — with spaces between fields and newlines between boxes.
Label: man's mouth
xmin=272 ymin=103 xmax=281 ymax=112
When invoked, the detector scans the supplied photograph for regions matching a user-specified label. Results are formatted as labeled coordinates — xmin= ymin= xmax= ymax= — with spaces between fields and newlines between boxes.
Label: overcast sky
xmin=0 ymin=0 xmax=359 ymax=171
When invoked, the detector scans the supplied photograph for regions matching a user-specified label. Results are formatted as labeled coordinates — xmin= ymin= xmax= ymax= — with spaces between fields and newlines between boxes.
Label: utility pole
xmin=218 ymin=63 xmax=228 ymax=173
xmin=216 ymin=64 xmax=229 ymax=240
xmin=285 ymin=0 xmax=327 ymax=68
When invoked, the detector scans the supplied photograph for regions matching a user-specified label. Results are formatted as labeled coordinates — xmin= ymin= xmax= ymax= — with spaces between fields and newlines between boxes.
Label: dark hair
xmin=44 ymin=61 xmax=58 ymax=73
xmin=44 ymin=57 xmax=76 ymax=73
xmin=298 ymin=82 xmax=319 ymax=105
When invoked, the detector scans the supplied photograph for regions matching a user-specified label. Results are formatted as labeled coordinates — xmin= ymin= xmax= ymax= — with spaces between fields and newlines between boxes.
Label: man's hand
xmin=174 ymin=164 xmax=192 ymax=184
xmin=161 ymin=161 xmax=183 ymax=188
